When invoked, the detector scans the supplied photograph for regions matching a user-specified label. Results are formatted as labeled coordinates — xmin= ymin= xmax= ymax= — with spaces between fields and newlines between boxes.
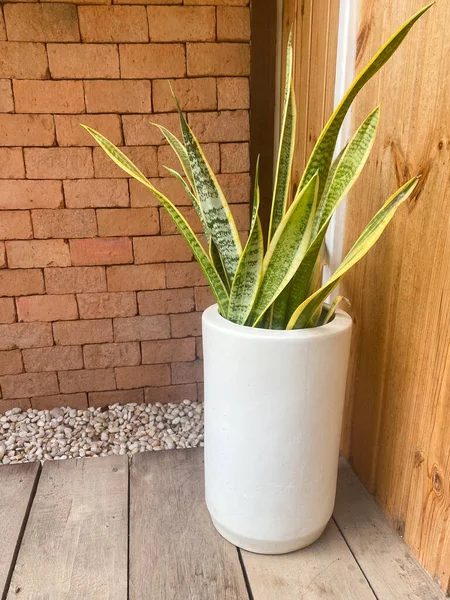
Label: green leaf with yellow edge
xmin=287 ymin=177 xmax=420 ymax=330
xmin=249 ymin=173 xmax=319 ymax=327
xmin=227 ymin=159 xmax=264 ymax=325
xmin=298 ymin=3 xmax=432 ymax=200
xmin=152 ymin=123 xmax=194 ymax=187
xmin=268 ymin=32 xmax=296 ymax=242
xmin=81 ymin=124 xmax=229 ymax=316
xmin=322 ymin=296 xmax=350 ymax=325
xmin=172 ymin=93 xmax=242 ymax=282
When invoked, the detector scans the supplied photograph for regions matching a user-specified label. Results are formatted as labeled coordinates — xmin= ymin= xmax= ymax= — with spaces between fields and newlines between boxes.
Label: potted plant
xmin=84 ymin=3 xmax=432 ymax=554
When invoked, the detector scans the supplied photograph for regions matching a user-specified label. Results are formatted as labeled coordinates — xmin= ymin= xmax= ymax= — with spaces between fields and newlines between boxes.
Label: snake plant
xmin=84 ymin=4 xmax=431 ymax=330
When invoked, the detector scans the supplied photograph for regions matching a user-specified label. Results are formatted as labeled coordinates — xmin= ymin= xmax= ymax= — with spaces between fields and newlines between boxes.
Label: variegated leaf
xmin=81 ymin=125 xmax=229 ymax=315
xmin=152 ymin=123 xmax=194 ymax=187
xmin=298 ymin=4 xmax=432 ymax=200
xmin=287 ymin=177 xmax=420 ymax=329
xmin=249 ymin=173 xmax=319 ymax=327
xmin=228 ymin=160 xmax=264 ymax=325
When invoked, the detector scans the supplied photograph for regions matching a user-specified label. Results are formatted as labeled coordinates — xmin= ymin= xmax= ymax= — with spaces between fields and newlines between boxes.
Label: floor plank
xmin=129 ymin=448 xmax=249 ymax=600
xmin=334 ymin=458 xmax=445 ymax=600
xmin=0 ymin=462 xmax=40 ymax=599
xmin=7 ymin=456 xmax=128 ymax=600
xmin=241 ymin=520 xmax=376 ymax=600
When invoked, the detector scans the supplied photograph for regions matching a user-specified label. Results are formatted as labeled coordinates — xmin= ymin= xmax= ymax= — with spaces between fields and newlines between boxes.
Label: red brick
xmin=187 ymin=43 xmax=250 ymax=77
xmin=116 ymin=0 xmax=181 ymax=4
xmin=93 ymin=146 xmax=157 ymax=178
xmin=0 ymin=115 xmax=55 ymax=146
xmin=185 ymin=0 xmax=248 ymax=4
xmin=166 ymin=262 xmax=205 ymax=288
xmin=23 ymin=346 xmax=82 ymax=372
xmin=0 ymin=299 xmax=16 ymax=324
xmin=0 ymin=269 xmax=44 ymax=295
xmin=0 ymin=80 xmax=13 ymax=113
xmin=0 ymin=148 xmax=25 ymax=179
xmin=0 ymin=181 xmax=62 ymax=210
xmin=160 ymin=206 xmax=203 ymax=235
xmin=138 ymin=288 xmax=194 ymax=316
xmin=0 ymin=350 xmax=23 ymax=376
xmin=134 ymin=236 xmax=192 ymax=264
xmin=32 ymin=393 xmax=88 ymax=411
xmin=217 ymin=7 xmax=250 ymax=41
xmin=122 ymin=113 xmax=181 ymax=146
xmin=83 ymin=342 xmax=140 ymax=369
xmin=24 ymin=148 xmax=94 ymax=179
xmin=0 ymin=323 xmax=52 ymax=351
xmin=153 ymin=77 xmax=216 ymax=113
xmin=114 ymin=315 xmax=170 ymax=342
xmin=70 ymin=238 xmax=133 ymax=266
xmin=79 ymin=7 xmax=148 ymax=43
xmin=13 ymin=80 xmax=85 ymax=114
xmin=171 ymin=359 xmax=203 ymax=384
xmin=0 ymin=372 xmax=58 ymax=399
xmin=158 ymin=142 xmax=219 ymax=176
xmin=170 ymin=312 xmax=202 ymax=337
xmin=78 ymin=292 xmax=137 ymax=320
xmin=64 ymin=179 xmax=129 ymax=208
xmin=17 ymin=294 xmax=78 ymax=322
xmin=195 ymin=286 xmax=215 ymax=311
xmin=0 ymin=211 xmax=32 ymax=240
xmin=85 ymin=80 xmax=151 ymax=114
xmin=189 ymin=110 xmax=249 ymax=142
xmin=0 ymin=399 xmax=31 ymax=413
xmin=217 ymin=77 xmax=249 ymax=109
xmin=48 ymin=44 xmax=119 ymax=79
xmin=7 ymin=240 xmax=70 ymax=268
xmin=98 ymin=208 xmax=159 ymax=238
xmin=53 ymin=319 xmax=113 ymax=345
xmin=142 ymin=338 xmax=195 ymax=364
xmin=0 ymin=11 xmax=5 ymax=41
xmin=59 ymin=368 xmax=115 ymax=393
xmin=198 ymin=381 xmax=204 ymax=402
xmin=144 ymin=383 xmax=197 ymax=404
xmin=116 ymin=364 xmax=170 ymax=389
xmin=130 ymin=177 xmax=189 ymax=208
xmin=56 ymin=115 xmax=123 ymax=147
xmin=196 ymin=336 xmax=203 ymax=359
xmin=88 ymin=388 xmax=143 ymax=408
xmin=32 ymin=209 xmax=96 ymax=239
xmin=220 ymin=142 xmax=250 ymax=173
xmin=4 ymin=4 xmax=80 ymax=42
xmin=0 ymin=42 xmax=48 ymax=79
xmin=120 ymin=44 xmax=185 ymax=79
xmin=0 ymin=242 xmax=5 ymax=268
xmin=217 ymin=173 xmax=251 ymax=203
xmin=107 ymin=264 xmax=165 ymax=292
xmin=45 ymin=267 xmax=106 ymax=294
xmin=147 ymin=6 xmax=215 ymax=42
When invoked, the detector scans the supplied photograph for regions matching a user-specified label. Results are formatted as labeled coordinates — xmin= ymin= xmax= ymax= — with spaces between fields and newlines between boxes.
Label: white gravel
xmin=0 ymin=400 xmax=204 ymax=465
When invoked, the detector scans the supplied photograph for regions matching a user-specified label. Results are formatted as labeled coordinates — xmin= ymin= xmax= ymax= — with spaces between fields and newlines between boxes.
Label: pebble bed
xmin=0 ymin=400 xmax=204 ymax=465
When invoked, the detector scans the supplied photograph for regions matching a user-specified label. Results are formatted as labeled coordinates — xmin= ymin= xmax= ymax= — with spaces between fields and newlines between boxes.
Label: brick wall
xmin=0 ymin=0 xmax=251 ymax=412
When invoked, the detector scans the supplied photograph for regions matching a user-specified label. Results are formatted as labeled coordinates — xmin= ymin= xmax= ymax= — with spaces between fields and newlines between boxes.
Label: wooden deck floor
xmin=0 ymin=449 xmax=444 ymax=600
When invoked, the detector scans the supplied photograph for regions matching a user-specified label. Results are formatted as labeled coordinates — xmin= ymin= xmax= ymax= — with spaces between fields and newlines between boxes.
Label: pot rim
xmin=203 ymin=304 xmax=352 ymax=341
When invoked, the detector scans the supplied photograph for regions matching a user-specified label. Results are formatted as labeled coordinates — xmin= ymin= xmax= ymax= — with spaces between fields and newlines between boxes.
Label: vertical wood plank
xmin=0 ymin=463 xmax=40 ymax=599
xmin=241 ymin=520 xmax=376 ymax=600
xmin=334 ymin=459 xmax=444 ymax=600
xmin=341 ymin=0 xmax=450 ymax=592
xmin=129 ymin=448 xmax=249 ymax=600
xmin=7 ymin=456 xmax=128 ymax=600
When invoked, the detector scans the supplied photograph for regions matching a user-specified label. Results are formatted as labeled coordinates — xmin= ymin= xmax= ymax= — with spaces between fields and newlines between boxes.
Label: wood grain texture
xmin=0 ymin=462 xmax=40 ymax=599
xmin=129 ymin=448 xmax=249 ymax=600
xmin=282 ymin=0 xmax=340 ymax=193
xmin=7 ymin=456 xmax=128 ymax=600
xmin=241 ymin=520 xmax=376 ymax=600
xmin=340 ymin=1 xmax=450 ymax=593
xmin=335 ymin=459 xmax=444 ymax=600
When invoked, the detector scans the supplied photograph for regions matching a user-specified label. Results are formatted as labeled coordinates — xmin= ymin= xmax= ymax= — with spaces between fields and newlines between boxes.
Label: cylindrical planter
xmin=202 ymin=304 xmax=352 ymax=554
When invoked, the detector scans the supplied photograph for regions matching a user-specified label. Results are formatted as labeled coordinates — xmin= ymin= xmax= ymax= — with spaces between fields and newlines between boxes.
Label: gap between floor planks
xmin=0 ymin=451 xmax=445 ymax=600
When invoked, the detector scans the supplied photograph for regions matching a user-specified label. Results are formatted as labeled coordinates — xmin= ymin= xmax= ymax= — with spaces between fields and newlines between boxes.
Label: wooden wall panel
xmin=341 ymin=1 xmax=450 ymax=593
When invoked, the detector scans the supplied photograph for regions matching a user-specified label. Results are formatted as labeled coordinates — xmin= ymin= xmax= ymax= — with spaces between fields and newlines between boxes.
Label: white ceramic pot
xmin=202 ymin=304 xmax=352 ymax=554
